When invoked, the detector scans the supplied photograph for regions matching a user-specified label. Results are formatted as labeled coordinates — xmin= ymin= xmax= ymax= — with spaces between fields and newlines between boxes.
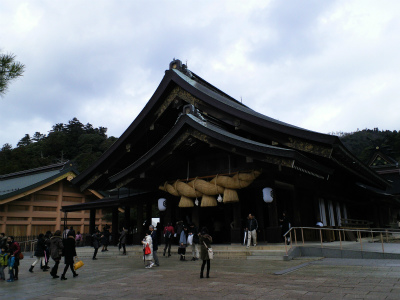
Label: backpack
xmin=165 ymin=229 xmax=172 ymax=239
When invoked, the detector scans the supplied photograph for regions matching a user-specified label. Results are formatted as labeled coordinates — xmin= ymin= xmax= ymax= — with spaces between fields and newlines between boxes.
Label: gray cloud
xmin=1 ymin=0 xmax=400 ymax=149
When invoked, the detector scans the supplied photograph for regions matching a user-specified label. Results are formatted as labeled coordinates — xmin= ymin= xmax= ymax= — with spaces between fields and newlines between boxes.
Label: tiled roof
xmin=0 ymin=162 xmax=78 ymax=200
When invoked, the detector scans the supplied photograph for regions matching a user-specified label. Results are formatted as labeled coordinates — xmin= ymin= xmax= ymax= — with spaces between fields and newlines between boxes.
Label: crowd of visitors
xmin=0 ymin=218 xmax=213 ymax=284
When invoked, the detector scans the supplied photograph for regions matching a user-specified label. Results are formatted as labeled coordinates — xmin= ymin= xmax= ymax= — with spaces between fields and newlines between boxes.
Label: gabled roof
xmin=72 ymin=59 xmax=389 ymax=191
xmin=109 ymin=114 xmax=333 ymax=186
xmin=0 ymin=162 xmax=79 ymax=203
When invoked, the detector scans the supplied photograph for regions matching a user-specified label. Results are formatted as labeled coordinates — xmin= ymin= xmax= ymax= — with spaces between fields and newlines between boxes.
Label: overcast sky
xmin=1 ymin=0 xmax=400 ymax=148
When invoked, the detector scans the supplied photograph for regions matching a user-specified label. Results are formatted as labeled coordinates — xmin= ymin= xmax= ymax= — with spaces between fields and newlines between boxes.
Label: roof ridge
xmin=0 ymin=162 xmax=67 ymax=180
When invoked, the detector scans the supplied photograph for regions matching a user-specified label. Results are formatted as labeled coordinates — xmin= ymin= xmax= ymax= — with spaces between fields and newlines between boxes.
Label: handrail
xmin=17 ymin=239 xmax=38 ymax=256
xmin=283 ymin=227 xmax=400 ymax=256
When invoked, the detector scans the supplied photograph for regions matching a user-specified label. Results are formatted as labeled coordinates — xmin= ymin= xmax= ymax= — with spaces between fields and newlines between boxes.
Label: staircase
xmin=71 ymin=244 xmax=287 ymax=260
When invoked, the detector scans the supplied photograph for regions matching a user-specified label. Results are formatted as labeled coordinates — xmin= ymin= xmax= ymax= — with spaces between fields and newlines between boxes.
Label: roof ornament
xmin=169 ymin=58 xmax=192 ymax=78
xmin=182 ymin=104 xmax=206 ymax=124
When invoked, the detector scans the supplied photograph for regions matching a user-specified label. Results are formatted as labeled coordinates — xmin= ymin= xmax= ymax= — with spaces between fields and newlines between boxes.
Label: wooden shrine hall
xmin=66 ymin=59 xmax=399 ymax=243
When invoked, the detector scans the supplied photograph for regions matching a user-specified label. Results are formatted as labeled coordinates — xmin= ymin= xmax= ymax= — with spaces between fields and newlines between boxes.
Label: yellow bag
xmin=74 ymin=258 xmax=84 ymax=270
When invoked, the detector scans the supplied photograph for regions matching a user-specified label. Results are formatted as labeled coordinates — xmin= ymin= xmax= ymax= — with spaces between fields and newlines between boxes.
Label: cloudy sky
xmin=1 ymin=0 xmax=400 ymax=148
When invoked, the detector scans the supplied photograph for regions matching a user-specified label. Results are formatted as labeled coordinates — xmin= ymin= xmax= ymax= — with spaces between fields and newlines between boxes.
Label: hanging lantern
xmin=195 ymin=198 xmax=199 ymax=206
xmin=262 ymin=187 xmax=273 ymax=203
xmin=158 ymin=198 xmax=167 ymax=211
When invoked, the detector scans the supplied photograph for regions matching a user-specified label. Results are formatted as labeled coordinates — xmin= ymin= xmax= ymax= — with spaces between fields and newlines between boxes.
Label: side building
xmin=0 ymin=162 xmax=104 ymax=237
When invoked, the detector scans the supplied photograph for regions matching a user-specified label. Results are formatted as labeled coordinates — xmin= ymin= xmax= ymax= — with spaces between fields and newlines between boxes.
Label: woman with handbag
xmin=141 ymin=230 xmax=154 ymax=269
xmin=199 ymin=227 xmax=212 ymax=279
xmin=60 ymin=232 xmax=78 ymax=280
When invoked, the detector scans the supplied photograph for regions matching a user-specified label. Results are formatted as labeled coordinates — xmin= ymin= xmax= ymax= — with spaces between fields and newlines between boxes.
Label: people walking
xmin=0 ymin=245 xmax=8 ymax=281
xmin=49 ymin=230 xmax=64 ymax=279
xmin=142 ymin=230 xmax=154 ymax=269
xmin=163 ymin=223 xmax=175 ymax=257
xmin=279 ymin=211 xmax=291 ymax=245
xmin=179 ymin=225 xmax=188 ymax=261
xmin=92 ymin=229 xmax=102 ymax=260
xmin=29 ymin=233 xmax=48 ymax=273
xmin=43 ymin=231 xmax=52 ymax=270
xmin=6 ymin=250 xmax=15 ymax=282
xmin=101 ymin=225 xmax=110 ymax=252
xmin=0 ymin=233 xmax=7 ymax=250
xmin=60 ymin=232 xmax=78 ymax=280
xmin=75 ymin=231 xmax=83 ymax=247
xmin=246 ymin=214 xmax=258 ymax=248
xmin=149 ymin=225 xmax=159 ymax=266
xmin=188 ymin=223 xmax=199 ymax=261
xmin=7 ymin=236 xmax=21 ymax=280
xmin=199 ymin=227 xmax=212 ymax=278
xmin=119 ymin=227 xmax=127 ymax=255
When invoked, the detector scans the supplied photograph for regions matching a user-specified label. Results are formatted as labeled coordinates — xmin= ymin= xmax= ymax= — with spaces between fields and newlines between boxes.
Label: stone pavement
xmin=2 ymin=251 xmax=400 ymax=299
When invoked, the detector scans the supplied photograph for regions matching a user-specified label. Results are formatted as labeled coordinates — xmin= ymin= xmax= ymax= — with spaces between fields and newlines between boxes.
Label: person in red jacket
xmin=7 ymin=236 xmax=21 ymax=280
xmin=163 ymin=223 xmax=175 ymax=257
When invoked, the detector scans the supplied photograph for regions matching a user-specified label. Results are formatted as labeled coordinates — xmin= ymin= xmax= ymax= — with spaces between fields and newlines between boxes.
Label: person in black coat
xmin=29 ymin=233 xmax=48 ymax=273
xmin=43 ymin=231 xmax=52 ymax=270
xmin=119 ymin=227 xmax=127 ymax=255
xmin=101 ymin=225 xmax=110 ymax=252
xmin=92 ymin=230 xmax=102 ymax=260
xmin=60 ymin=232 xmax=78 ymax=280
xmin=149 ymin=225 xmax=159 ymax=266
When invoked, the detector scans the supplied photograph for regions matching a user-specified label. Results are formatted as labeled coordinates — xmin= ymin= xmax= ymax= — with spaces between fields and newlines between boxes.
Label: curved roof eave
xmin=72 ymin=70 xmax=179 ymax=186
xmin=109 ymin=114 xmax=333 ymax=184
xmin=172 ymin=69 xmax=340 ymax=145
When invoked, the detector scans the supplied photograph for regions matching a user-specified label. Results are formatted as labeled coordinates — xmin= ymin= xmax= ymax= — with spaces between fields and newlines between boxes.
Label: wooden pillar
xmin=255 ymin=196 xmax=265 ymax=242
xmin=112 ymin=206 xmax=119 ymax=245
xmin=89 ymin=209 xmax=96 ymax=234
xmin=56 ymin=181 xmax=63 ymax=231
xmin=27 ymin=194 xmax=34 ymax=237
xmin=191 ymin=205 xmax=199 ymax=227
xmin=231 ymin=202 xmax=242 ymax=243
xmin=164 ymin=198 xmax=172 ymax=225
xmin=137 ymin=200 xmax=143 ymax=235
xmin=80 ymin=196 xmax=85 ymax=234
xmin=1 ymin=204 xmax=8 ymax=233
xmin=146 ymin=199 xmax=153 ymax=228
xmin=124 ymin=205 xmax=131 ymax=230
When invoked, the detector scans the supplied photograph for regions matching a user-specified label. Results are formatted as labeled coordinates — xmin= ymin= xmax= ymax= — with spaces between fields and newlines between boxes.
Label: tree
xmin=17 ymin=134 xmax=32 ymax=147
xmin=32 ymin=132 xmax=46 ymax=142
xmin=0 ymin=52 xmax=25 ymax=96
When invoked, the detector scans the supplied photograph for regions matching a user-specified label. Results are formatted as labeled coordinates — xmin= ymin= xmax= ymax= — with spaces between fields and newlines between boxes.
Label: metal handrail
xmin=17 ymin=239 xmax=38 ymax=256
xmin=283 ymin=227 xmax=400 ymax=255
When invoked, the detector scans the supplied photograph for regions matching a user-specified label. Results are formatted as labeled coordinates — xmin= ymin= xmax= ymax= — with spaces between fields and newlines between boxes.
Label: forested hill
xmin=1 ymin=121 xmax=399 ymax=176
xmin=0 ymin=118 xmax=117 ymax=175
xmin=339 ymin=128 xmax=400 ymax=164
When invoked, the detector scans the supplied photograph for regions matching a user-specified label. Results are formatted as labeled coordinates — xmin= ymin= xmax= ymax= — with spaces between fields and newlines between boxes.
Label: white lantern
xmin=262 ymin=188 xmax=273 ymax=203
xmin=158 ymin=198 xmax=167 ymax=211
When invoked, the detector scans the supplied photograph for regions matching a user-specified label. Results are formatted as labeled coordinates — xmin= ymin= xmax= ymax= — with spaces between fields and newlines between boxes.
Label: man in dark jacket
xmin=49 ymin=230 xmax=64 ymax=278
xmin=7 ymin=236 xmax=21 ymax=280
xmin=246 ymin=214 xmax=258 ymax=248
xmin=0 ymin=233 xmax=7 ymax=249
xmin=119 ymin=227 xmax=127 ymax=255
xmin=149 ymin=225 xmax=159 ymax=266
xmin=92 ymin=230 xmax=102 ymax=260
xmin=163 ymin=223 xmax=175 ymax=257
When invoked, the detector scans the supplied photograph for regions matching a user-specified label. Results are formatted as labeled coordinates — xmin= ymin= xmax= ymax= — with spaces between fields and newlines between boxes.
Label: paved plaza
xmin=3 ymin=246 xmax=400 ymax=300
